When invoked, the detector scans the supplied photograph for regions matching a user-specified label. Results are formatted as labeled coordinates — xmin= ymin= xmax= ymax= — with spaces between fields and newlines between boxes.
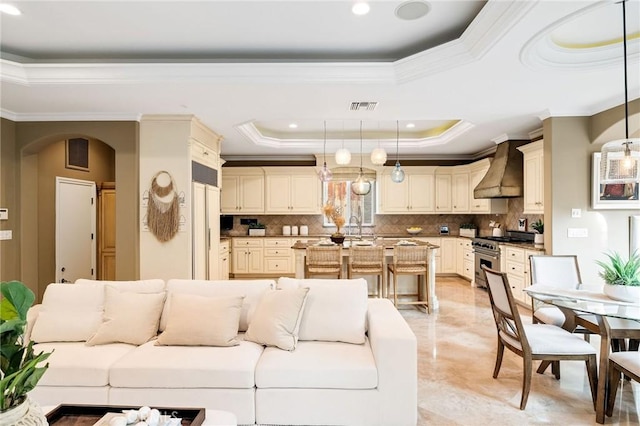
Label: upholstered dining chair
xmin=386 ymin=245 xmax=429 ymax=311
xmin=482 ymin=265 xmax=598 ymax=410
xmin=606 ymin=351 xmax=640 ymax=417
xmin=305 ymin=245 xmax=342 ymax=279
xmin=348 ymin=245 xmax=384 ymax=297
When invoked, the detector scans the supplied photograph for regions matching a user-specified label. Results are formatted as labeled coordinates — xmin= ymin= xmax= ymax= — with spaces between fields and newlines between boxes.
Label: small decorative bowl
xmin=406 ymin=228 xmax=422 ymax=235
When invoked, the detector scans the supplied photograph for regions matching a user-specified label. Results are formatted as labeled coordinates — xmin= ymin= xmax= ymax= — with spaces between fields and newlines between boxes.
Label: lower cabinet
xmin=501 ymin=245 xmax=532 ymax=306
xmin=456 ymin=238 xmax=473 ymax=281
xmin=231 ymin=237 xmax=294 ymax=276
xmin=440 ymin=238 xmax=457 ymax=274
xmin=219 ymin=240 xmax=230 ymax=279
xmin=263 ymin=238 xmax=294 ymax=274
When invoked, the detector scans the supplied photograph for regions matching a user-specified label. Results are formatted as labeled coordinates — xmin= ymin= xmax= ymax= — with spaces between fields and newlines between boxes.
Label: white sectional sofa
xmin=27 ymin=277 xmax=417 ymax=425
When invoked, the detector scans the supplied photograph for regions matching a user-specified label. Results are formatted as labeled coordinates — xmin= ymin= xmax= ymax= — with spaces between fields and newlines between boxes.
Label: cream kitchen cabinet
xmin=456 ymin=238 xmax=474 ymax=281
xmin=434 ymin=170 xmax=452 ymax=212
xmin=264 ymin=168 xmax=320 ymax=214
xmin=518 ymin=140 xmax=544 ymax=214
xmin=501 ymin=246 xmax=528 ymax=305
xmin=451 ymin=167 xmax=470 ymax=212
xmin=439 ymin=238 xmax=457 ymax=273
xmin=263 ymin=238 xmax=294 ymax=274
xmin=468 ymin=159 xmax=508 ymax=214
xmin=221 ymin=168 xmax=265 ymax=214
xmin=219 ymin=239 xmax=230 ymax=279
xmin=378 ymin=167 xmax=436 ymax=214
xmin=231 ymin=238 xmax=264 ymax=275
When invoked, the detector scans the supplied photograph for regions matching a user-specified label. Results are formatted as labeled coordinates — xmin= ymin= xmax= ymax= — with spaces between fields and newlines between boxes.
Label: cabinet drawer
xmin=264 ymin=258 xmax=291 ymax=273
xmin=463 ymin=249 xmax=473 ymax=261
xmin=264 ymin=238 xmax=291 ymax=248
xmin=220 ymin=240 xmax=230 ymax=253
xmin=505 ymin=247 xmax=525 ymax=263
xmin=265 ymin=248 xmax=290 ymax=257
xmin=506 ymin=261 xmax=525 ymax=277
xmin=233 ymin=238 xmax=263 ymax=248
xmin=463 ymin=259 xmax=474 ymax=280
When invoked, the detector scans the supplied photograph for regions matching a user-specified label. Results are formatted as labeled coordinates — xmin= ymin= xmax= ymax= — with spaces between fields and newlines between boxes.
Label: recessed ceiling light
xmin=288 ymin=123 xmax=298 ymax=129
xmin=0 ymin=3 xmax=21 ymax=15
xmin=395 ymin=1 xmax=430 ymax=21
xmin=352 ymin=2 xmax=370 ymax=16
xmin=406 ymin=123 xmax=416 ymax=128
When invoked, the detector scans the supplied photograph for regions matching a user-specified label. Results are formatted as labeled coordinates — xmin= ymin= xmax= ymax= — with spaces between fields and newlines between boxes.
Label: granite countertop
xmin=292 ymin=239 xmax=439 ymax=250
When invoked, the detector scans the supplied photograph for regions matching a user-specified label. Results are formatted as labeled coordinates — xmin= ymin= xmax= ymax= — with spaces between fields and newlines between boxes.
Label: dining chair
xmin=606 ymin=351 xmax=640 ymax=417
xmin=348 ymin=245 xmax=384 ymax=297
xmin=482 ymin=265 xmax=598 ymax=410
xmin=305 ymin=245 xmax=342 ymax=279
xmin=386 ymin=245 xmax=429 ymax=311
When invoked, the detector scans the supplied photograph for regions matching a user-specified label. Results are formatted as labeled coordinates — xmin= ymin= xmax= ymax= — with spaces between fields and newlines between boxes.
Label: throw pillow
xmin=157 ymin=293 xmax=244 ymax=346
xmin=244 ymin=288 xmax=309 ymax=351
xmin=86 ymin=287 xmax=166 ymax=346
xmin=30 ymin=283 xmax=104 ymax=343
xmin=277 ymin=277 xmax=368 ymax=344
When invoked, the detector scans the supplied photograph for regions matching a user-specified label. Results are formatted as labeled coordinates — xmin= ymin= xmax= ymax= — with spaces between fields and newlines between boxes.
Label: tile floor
xmin=399 ymin=277 xmax=639 ymax=425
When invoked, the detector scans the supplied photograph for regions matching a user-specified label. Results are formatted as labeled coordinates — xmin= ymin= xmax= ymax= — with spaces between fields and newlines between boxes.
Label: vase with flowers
xmin=323 ymin=203 xmax=346 ymax=244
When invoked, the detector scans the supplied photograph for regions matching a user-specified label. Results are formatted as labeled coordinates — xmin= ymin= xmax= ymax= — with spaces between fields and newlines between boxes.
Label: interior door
xmin=56 ymin=177 xmax=96 ymax=283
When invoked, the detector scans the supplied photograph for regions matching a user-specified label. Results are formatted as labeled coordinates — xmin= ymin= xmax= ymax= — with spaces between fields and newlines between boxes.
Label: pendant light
xmin=352 ymin=121 xmax=372 ymax=195
xmin=318 ymin=121 xmax=333 ymax=182
xmin=370 ymin=122 xmax=387 ymax=165
xmin=335 ymin=122 xmax=351 ymax=165
xmin=600 ymin=0 xmax=640 ymax=184
xmin=390 ymin=120 xmax=405 ymax=183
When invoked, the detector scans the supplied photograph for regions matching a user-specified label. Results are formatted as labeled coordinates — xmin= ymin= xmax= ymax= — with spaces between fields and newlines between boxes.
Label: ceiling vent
xmin=349 ymin=101 xmax=378 ymax=111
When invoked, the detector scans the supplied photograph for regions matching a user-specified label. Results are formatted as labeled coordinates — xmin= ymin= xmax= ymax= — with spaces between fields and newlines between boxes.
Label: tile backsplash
xmin=222 ymin=197 xmax=542 ymax=238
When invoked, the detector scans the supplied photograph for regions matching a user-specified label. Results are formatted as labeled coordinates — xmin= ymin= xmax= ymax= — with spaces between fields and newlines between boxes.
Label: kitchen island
xmin=292 ymin=238 xmax=440 ymax=313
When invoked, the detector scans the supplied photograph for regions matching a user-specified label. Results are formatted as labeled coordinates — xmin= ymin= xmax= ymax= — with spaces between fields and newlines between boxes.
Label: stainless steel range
xmin=472 ymin=231 xmax=535 ymax=288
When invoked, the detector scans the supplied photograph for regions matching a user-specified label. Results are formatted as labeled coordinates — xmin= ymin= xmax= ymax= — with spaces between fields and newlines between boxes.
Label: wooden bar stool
xmin=386 ymin=245 xmax=429 ymax=310
xmin=348 ymin=245 xmax=384 ymax=297
xmin=305 ymin=245 xmax=342 ymax=278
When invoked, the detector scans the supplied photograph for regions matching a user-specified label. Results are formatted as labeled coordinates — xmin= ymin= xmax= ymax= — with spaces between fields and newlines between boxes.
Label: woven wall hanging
xmin=147 ymin=171 xmax=179 ymax=242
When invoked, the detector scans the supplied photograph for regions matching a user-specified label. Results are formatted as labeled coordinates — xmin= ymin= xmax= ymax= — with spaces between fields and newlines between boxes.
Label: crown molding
xmin=0 ymin=108 xmax=141 ymax=122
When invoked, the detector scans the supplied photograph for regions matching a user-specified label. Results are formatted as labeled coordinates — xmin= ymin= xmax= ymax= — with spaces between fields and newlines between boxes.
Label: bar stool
xmin=305 ymin=245 xmax=342 ymax=278
xmin=348 ymin=245 xmax=384 ymax=297
xmin=386 ymin=245 xmax=429 ymax=310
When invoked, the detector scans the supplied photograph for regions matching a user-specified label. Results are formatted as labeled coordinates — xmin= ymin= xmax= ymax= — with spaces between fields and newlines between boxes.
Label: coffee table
xmin=43 ymin=404 xmax=237 ymax=426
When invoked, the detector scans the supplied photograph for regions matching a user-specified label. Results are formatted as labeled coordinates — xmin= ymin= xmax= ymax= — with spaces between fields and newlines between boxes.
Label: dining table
xmin=524 ymin=284 xmax=640 ymax=424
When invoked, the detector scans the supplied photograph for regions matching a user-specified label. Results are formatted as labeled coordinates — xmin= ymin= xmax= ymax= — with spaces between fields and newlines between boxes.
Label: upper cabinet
xmin=517 ymin=140 xmax=544 ymax=214
xmin=434 ymin=169 xmax=452 ymax=212
xmin=468 ymin=159 xmax=508 ymax=214
xmin=379 ymin=167 xmax=435 ymax=214
xmin=264 ymin=167 xmax=320 ymax=214
xmin=221 ymin=168 xmax=265 ymax=214
xmin=451 ymin=166 xmax=470 ymax=213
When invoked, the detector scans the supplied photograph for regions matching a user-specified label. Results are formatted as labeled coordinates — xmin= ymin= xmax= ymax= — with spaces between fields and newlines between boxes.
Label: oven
xmin=472 ymin=238 xmax=501 ymax=289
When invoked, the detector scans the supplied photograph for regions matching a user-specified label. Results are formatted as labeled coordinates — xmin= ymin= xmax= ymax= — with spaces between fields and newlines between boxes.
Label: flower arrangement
xmin=323 ymin=203 xmax=345 ymax=236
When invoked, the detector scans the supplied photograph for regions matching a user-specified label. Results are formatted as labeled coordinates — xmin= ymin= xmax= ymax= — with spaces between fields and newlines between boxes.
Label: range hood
xmin=473 ymin=140 xmax=527 ymax=199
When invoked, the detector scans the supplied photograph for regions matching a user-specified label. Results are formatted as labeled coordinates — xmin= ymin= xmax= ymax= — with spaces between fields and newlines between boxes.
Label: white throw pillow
xmin=277 ymin=277 xmax=368 ymax=344
xmin=30 ymin=283 xmax=104 ymax=343
xmin=157 ymin=293 xmax=244 ymax=347
xmin=86 ymin=287 xmax=166 ymax=346
xmin=244 ymin=288 xmax=309 ymax=351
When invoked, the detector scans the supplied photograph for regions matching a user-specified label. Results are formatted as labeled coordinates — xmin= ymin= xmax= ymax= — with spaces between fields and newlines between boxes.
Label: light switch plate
xmin=0 ymin=230 xmax=12 ymax=240
xmin=567 ymin=228 xmax=588 ymax=238
xmin=0 ymin=208 xmax=7 ymax=220
xmin=571 ymin=208 xmax=581 ymax=218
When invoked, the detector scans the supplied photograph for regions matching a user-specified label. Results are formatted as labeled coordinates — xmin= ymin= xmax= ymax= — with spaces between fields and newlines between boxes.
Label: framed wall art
xmin=65 ymin=137 xmax=89 ymax=171
xmin=592 ymin=152 xmax=640 ymax=209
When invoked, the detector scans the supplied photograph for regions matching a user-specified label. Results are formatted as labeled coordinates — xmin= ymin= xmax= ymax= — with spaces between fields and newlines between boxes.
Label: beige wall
xmin=35 ymin=139 xmax=115 ymax=300
xmin=545 ymin=99 xmax=640 ymax=284
xmin=0 ymin=119 xmax=20 ymax=286
xmin=1 ymin=120 xmax=139 ymax=299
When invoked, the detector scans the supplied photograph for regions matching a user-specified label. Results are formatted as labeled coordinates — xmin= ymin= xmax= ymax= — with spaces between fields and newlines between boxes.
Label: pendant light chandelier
xmin=600 ymin=0 xmax=640 ymax=184
xmin=352 ymin=121 xmax=372 ymax=195
xmin=335 ymin=122 xmax=351 ymax=165
xmin=370 ymin=122 xmax=387 ymax=165
xmin=318 ymin=121 xmax=333 ymax=182
xmin=390 ymin=120 xmax=405 ymax=183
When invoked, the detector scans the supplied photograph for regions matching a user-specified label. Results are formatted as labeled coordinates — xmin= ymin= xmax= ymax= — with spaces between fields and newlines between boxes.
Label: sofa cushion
xmin=162 ymin=280 xmax=275 ymax=332
xmin=277 ymin=278 xmax=368 ymax=344
xmin=244 ymin=288 xmax=309 ymax=351
xmin=255 ymin=338 xmax=377 ymax=389
xmin=75 ymin=278 xmax=165 ymax=293
xmin=109 ymin=339 xmax=264 ymax=389
xmin=86 ymin=287 xmax=166 ymax=346
xmin=30 ymin=283 xmax=104 ymax=343
xmin=157 ymin=293 xmax=244 ymax=347
xmin=34 ymin=342 xmax=136 ymax=386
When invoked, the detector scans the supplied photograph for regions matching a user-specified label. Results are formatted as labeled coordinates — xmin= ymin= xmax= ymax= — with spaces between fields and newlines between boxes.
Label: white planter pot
xmin=0 ymin=397 xmax=48 ymax=426
xmin=603 ymin=284 xmax=640 ymax=303
xmin=534 ymin=233 xmax=544 ymax=244
xmin=460 ymin=229 xmax=476 ymax=238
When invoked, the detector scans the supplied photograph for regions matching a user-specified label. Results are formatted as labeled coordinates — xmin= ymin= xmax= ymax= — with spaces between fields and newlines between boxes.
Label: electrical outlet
xmin=567 ymin=228 xmax=588 ymax=238
xmin=0 ymin=230 xmax=12 ymax=240
xmin=571 ymin=208 xmax=581 ymax=218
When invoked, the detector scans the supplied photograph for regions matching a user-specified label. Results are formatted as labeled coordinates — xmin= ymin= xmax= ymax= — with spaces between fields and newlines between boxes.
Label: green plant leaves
xmin=0 ymin=281 xmax=35 ymax=321
xmin=595 ymin=251 xmax=640 ymax=287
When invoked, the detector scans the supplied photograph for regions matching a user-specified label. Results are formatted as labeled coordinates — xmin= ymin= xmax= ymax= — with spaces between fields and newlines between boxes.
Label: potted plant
xmin=248 ymin=222 xmax=266 ymax=236
xmin=531 ymin=219 xmax=544 ymax=244
xmin=0 ymin=281 xmax=51 ymax=425
xmin=323 ymin=203 xmax=346 ymax=244
xmin=595 ymin=251 xmax=640 ymax=302
xmin=459 ymin=223 xmax=477 ymax=238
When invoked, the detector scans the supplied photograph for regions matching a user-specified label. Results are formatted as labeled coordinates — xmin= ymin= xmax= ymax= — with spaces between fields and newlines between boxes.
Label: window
xmin=322 ymin=180 xmax=375 ymax=228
